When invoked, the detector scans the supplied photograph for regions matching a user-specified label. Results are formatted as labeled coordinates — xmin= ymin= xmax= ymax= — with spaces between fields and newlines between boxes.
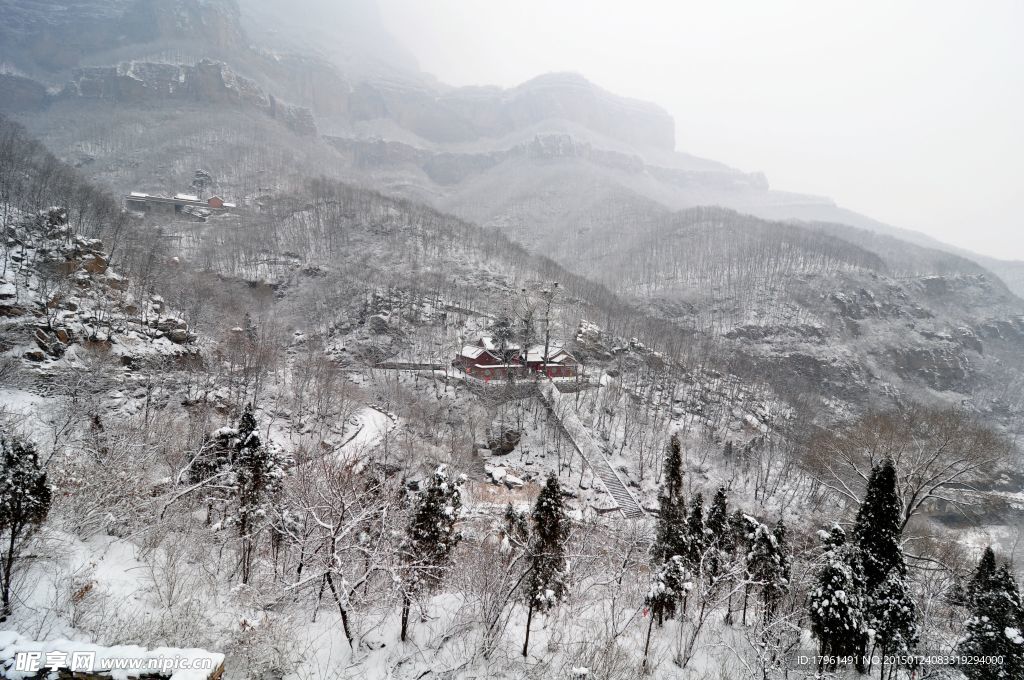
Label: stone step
xmin=540 ymin=380 xmax=647 ymax=519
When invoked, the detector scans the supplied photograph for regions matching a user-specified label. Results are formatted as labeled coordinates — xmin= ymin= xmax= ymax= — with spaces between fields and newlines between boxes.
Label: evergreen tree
xmin=401 ymin=465 xmax=464 ymax=642
xmin=0 ymin=434 xmax=52 ymax=620
xmin=730 ymin=509 xmax=759 ymax=625
xmin=684 ymin=493 xmax=706 ymax=568
xmin=730 ymin=509 xmax=757 ymax=552
xmin=851 ymin=458 xmax=918 ymax=667
xmin=189 ymin=407 xmax=289 ymax=583
xmin=959 ymin=561 xmax=1024 ymax=679
xmin=232 ymin=404 xmax=289 ymax=584
xmin=491 ymin=315 xmax=516 ymax=354
xmin=853 ymin=459 xmax=905 ymax=594
xmin=872 ymin=570 xmax=918 ymax=659
xmin=654 ymin=434 xmax=685 ymax=561
xmin=747 ymin=522 xmax=788 ymax=621
xmin=190 ymin=168 xmax=213 ymax=197
xmin=808 ymin=524 xmax=868 ymax=669
xmin=649 ymin=435 xmax=687 ymax=627
xmin=705 ymin=487 xmax=733 ymax=579
xmin=643 ymin=555 xmax=692 ymax=667
xmin=645 ymin=555 xmax=691 ymax=626
xmin=706 ymin=489 xmax=730 ymax=546
xmin=965 ymin=546 xmax=999 ymax=607
xmin=522 ymin=473 xmax=570 ymax=657
xmin=773 ymin=519 xmax=791 ymax=592
xmin=501 ymin=502 xmax=529 ymax=553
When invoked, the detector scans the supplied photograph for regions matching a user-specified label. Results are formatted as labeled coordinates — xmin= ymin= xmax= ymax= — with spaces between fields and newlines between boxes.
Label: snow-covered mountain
xmin=1 ymin=3 xmax=1023 ymax=679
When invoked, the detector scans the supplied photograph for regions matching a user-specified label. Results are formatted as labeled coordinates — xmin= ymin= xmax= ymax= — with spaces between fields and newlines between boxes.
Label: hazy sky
xmin=377 ymin=0 xmax=1023 ymax=261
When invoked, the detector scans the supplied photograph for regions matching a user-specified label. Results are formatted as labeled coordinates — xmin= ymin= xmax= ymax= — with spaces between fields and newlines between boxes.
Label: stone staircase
xmin=540 ymin=380 xmax=647 ymax=519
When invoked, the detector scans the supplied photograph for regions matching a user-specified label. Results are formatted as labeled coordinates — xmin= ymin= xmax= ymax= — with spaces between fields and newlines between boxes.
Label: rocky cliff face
xmin=120 ymin=0 xmax=245 ymax=51
xmin=0 ymin=0 xmax=244 ymax=74
xmin=56 ymin=59 xmax=316 ymax=135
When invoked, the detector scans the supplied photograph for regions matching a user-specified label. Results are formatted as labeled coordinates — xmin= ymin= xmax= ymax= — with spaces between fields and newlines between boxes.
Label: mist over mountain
xmin=0 ymin=2 xmax=1022 ymax=679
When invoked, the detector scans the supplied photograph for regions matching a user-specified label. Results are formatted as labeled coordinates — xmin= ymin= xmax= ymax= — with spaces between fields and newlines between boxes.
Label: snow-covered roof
xmin=479 ymin=336 xmax=520 ymax=352
xmin=223 ymin=202 xmax=237 ymax=208
xmin=129 ymin=192 xmax=149 ymax=198
xmin=174 ymin=193 xmax=200 ymax=202
xmin=460 ymin=345 xmax=486 ymax=360
xmin=526 ymin=344 xmax=569 ymax=363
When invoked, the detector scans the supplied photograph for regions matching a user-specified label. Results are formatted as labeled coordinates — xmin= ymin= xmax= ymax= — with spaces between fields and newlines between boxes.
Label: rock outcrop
xmin=63 ymin=60 xmax=316 ymax=135
xmin=0 ymin=0 xmax=244 ymax=72
xmin=0 ymin=207 xmax=199 ymax=368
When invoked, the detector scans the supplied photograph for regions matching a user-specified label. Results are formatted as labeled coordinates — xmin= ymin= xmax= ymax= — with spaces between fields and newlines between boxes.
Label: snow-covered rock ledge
xmin=0 ymin=631 xmax=224 ymax=680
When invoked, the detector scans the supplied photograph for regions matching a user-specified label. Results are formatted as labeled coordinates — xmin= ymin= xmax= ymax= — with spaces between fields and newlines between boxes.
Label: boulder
xmin=504 ymin=474 xmax=525 ymax=489
xmin=82 ymin=254 xmax=108 ymax=274
xmin=157 ymin=317 xmax=188 ymax=333
xmin=488 ymin=429 xmax=521 ymax=455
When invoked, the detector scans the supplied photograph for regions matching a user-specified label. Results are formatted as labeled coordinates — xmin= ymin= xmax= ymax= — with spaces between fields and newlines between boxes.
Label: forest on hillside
xmin=3 ymin=109 xmax=1024 ymax=679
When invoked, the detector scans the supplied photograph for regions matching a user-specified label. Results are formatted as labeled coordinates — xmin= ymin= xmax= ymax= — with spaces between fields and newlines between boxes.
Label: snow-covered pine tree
xmin=851 ymin=458 xmax=917 ymax=666
xmin=643 ymin=555 xmax=692 ymax=667
xmin=501 ymin=502 xmax=529 ymax=554
xmin=731 ymin=509 xmax=759 ymax=625
xmin=747 ymin=522 xmax=788 ymax=622
xmin=654 ymin=434 xmax=686 ymax=562
xmin=523 ymin=472 xmax=569 ymax=657
xmin=808 ymin=524 xmax=867 ymax=670
xmin=232 ymin=404 xmax=289 ymax=584
xmin=965 ymin=546 xmax=998 ymax=608
xmin=706 ymin=488 xmax=729 ymax=545
xmin=958 ymin=559 xmax=1024 ymax=679
xmin=647 ymin=557 xmax=691 ymax=622
xmin=684 ymin=493 xmax=707 ymax=570
xmin=773 ymin=519 xmax=791 ymax=594
xmin=649 ymin=434 xmax=688 ymax=627
xmin=730 ymin=508 xmax=757 ymax=554
xmin=705 ymin=487 xmax=734 ymax=580
xmin=0 ymin=434 xmax=52 ymax=620
xmin=400 ymin=465 xmax=465 ymax=642
xmin=872 ymin=569 xmax=918 ymax=663
xmin=491 ymin=314 xmax=516 ymax=353
xmin=853 ymin=458 xmax=905 ymax=594
xmin=187 ymin=406 xmax=289 ymax=584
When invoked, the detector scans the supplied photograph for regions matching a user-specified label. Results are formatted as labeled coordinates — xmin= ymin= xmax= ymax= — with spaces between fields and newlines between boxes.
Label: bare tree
xmin=806 ymin=406 xmax=1010 ymax=531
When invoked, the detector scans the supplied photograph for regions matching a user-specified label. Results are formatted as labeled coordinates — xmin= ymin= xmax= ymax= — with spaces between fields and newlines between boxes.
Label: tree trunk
xmin=312 ymin=574 xmax=327 ymax=623
xmin=400 ymin=590 xmax=411 ymax=642
xmin=325 ymin=572 xmax=354 ymax=648
xmin=642 ymin=611 xmax=655 ymax=669
xmin=522 ymin=600 xmax=535 ymax=657
xmin=1 ymin=524 xmax=19 ymax=620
